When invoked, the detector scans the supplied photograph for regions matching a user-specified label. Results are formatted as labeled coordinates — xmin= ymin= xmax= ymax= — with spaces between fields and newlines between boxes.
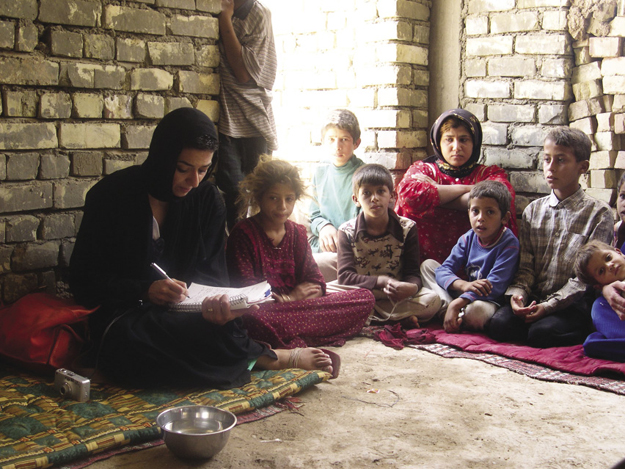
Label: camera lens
xmin=59 ymin=383 xmax=72 ymax=397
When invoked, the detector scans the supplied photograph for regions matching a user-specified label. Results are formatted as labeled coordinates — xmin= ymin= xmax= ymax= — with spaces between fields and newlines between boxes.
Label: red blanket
xmin=428 ymin=325 xmax=625 ymax=377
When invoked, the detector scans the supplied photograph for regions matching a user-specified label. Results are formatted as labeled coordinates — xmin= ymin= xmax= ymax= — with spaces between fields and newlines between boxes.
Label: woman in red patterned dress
xmin=395 ymin=109 xmax=517 ymax=264
xmin=227 ymin=159 xmax=375 ymax=349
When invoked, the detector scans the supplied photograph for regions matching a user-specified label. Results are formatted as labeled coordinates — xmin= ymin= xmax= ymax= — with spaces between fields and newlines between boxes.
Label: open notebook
xmin=170 ymin=281 xmax=272 ymax=312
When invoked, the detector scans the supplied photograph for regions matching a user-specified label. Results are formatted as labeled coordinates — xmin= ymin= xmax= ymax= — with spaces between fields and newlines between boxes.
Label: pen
xmin=150 ymin=262 xmax=190 ymax=298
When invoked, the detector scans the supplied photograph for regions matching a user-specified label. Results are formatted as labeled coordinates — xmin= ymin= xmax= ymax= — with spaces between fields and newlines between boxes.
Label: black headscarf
xmin=142 ymin=108 xmax=218 ymax=202
xmin=425 ymin=108 xmax=483 ymax=179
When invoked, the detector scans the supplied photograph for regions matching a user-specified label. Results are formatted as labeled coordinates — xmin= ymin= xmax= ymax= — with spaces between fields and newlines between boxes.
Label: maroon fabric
xmin=428 ymin=325 xmax=625 ymax=377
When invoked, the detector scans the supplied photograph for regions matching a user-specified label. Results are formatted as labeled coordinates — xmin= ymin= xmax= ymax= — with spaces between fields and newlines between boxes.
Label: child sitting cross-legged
xmin=335 ymin=164 xmax=441 ymax=326
xmin=575 ymin=240 xmax=625 ymax=362
xmin=226 ymin=158 xmax=375 ymax=354
xmin=420 ymin=180 xmax=520 ymax=333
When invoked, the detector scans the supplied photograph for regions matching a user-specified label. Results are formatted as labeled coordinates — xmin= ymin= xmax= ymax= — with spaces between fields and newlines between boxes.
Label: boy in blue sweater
xmin=421 ymin=180 xmax=520 ymax=333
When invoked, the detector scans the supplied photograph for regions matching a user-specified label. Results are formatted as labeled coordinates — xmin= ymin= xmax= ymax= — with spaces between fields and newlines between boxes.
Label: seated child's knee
xmin=463 ymin=301 xmax=497 ymax=331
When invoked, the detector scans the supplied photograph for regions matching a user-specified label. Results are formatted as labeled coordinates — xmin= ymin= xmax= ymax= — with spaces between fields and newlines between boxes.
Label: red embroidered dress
xmin=396 ymin=161 xmax=517 ymax=264
xmin=227 ymin=216 xmax=374 ymax=349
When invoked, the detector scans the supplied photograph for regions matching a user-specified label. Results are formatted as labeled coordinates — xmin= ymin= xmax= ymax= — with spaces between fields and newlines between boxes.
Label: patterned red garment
xmin=395 ymin=161 xmax=518 ymax=264
xmin=226 ymin=216 xmax=375 ymax=349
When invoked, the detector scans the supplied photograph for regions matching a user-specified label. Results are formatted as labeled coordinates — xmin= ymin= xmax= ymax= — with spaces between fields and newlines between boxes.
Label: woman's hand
xmin=201 ymin=294 xmax=252 ymax=325
xmin=319 ymin=224 xmax=339 ymax=253
xmin=274 ymin=282 xmax=323 ymax=303
xmin=148 ymin=279 xmax=188 ymax=305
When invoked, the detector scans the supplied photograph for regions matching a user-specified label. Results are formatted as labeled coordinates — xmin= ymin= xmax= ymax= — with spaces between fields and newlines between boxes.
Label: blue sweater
xmin=435 ymin=228 xmax=519 ymax=304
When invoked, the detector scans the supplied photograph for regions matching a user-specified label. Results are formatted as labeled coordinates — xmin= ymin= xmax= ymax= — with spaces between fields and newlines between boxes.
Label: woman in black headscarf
xmin=70 ymin=108 xmax=335 ymax=388
xmin=395 ymin=109 xmax=517 ymax=264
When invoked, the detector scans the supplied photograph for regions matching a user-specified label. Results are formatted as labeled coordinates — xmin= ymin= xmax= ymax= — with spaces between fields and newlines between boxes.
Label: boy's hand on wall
xmin=319 ymin=224 xmax=339 ymax=252
xmin=220 ymin=0 xmax=235 ymax=18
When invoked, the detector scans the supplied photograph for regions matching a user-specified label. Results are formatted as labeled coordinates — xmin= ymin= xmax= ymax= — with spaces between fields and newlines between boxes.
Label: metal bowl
xmin=156 ymin=405 xmax=237 ymax=459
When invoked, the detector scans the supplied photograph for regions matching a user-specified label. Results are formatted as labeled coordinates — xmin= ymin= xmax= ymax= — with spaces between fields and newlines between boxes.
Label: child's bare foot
xmin=400 ymin=316 xmax=420 ymax=329
xmin=256 ymin=348 xmax=339 ymax=378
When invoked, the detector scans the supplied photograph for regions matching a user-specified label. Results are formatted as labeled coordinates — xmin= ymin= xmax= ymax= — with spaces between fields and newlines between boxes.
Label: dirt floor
xmin=89 ymin=337 xmax=625 ymax=469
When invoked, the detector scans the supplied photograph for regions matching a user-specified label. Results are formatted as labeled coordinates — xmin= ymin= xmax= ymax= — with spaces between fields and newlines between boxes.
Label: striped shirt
xmin=218 ymin=0 xmax=278 ymax=150
xmin=506 ymin=187 xmax=613 ymax=314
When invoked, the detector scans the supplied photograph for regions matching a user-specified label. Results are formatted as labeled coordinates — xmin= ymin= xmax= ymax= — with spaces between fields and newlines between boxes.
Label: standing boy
xmin=420 ymin=181 xmax=519 ymax=333
xmin=336 ymin=164 xmax=441 ymax=325
xmin=216 ymin=0 xmax=277 ymax=229
xmin=309 ymin=110 xmax=365 ymax=280
xmin=487 ymin=128 xmax=613 ymax=348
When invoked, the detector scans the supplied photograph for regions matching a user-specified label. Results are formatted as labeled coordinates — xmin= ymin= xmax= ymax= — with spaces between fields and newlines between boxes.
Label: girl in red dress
xmin=227 ymin=159 xmax=375 ymax=349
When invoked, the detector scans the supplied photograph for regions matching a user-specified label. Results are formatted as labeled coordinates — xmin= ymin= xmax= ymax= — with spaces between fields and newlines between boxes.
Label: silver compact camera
xmin=54 ymin=368 xmax=90 ymax=402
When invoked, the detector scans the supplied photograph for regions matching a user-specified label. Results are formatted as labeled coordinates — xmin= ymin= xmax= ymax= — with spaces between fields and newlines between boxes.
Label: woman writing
xmin=70 ymin=108 xmax=336 ymax=388
xmin=395 ymin=109 xmax=517 ymax=263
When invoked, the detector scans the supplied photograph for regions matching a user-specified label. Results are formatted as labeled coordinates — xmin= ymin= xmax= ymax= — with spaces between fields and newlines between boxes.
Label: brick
xmin=54 ymin=180 xmax=95 ymax=208
xmin=574 ymin=46 xmax=592 ymax=66
xmin=518 ymin=0 xmax=568 ymax=6
xmin=488 ymin=57 xmax=535 ymax=77
xmin=165 ymin=97 xmax=192 ymax=113
xmin=516 ymin=34 xmax=567 ymax=55
xmin=12 ymin=241 xmax=61 ymax=271
xmin=604 ymin=95 xmax=614 ymax=113
xmin=130 ymin=68 xmax=174 ymax=91
xmin=104 ymin=159 xmax=135 ymax=175
xmin=6 ymin=153 xmax=39 ymax=180
xmin=616 ymin=114 xmax=625 ymax=135
xmin=465 ymin=104 xmax=486 ymax=122
xmin=359 ymin=110 xmax=411 ymax=129
xmin=0 ymin=57 xmax=59 ymax=86
xmin=169 ymin=15 xmax=218 ymax=38
xmin=50 ymin=30 xmax=83 ymax=58
xmin=196 ymin=45 xmax=219 ymax=68
xmin=602 ymin=58 xmax=625 ymax=77
xmin=616 ymin=151 xmax=625 ymax=169
xmin=155 ymin=0 xmax=195 ymax=9
xmin=0 ymin=123 xmax=57 ymax=150
xmin=515 ymin=80 xmax=571 ymax=101
xmin=467 ymin=37 xmax=513 ymax=56
xmin=604 ymin=76 xmax=625 ymax=95
xmin=60 ymin=240 xmax=75 ymax=267
xmin=484 ymin=148 xmax=537 ymax=170
xmin=378 ymin=88 xmax=427 ymax=108
xmin=413 ymin=24 xmax=429 ymax=45
xmin=377 ymin=1 xmax=430 ymax=21
xmin=572 ymin=61 xmax=602 ymax=84
xmin=2 ymin=273 xmax=39 ymax=303
xmin=542 ymin=10 xmax=567 ymax=30
xmin=41 ymin=214 xmax=75 ymax=240
xmin=465 ymin=80 xmax=511 ymax=98
xmin=348 ymin=89 xmax=376 ymax=108
xmin=539 ymin=104 xmax=567 ymax=124
xmin=376 ymin=43 xmax=428 ymax=66
xmin=586 ymin=188 xmax=616 ymax=205
xmin=122 ymin=125 xmax=156 ymax=150
xmin=541 ymin=59 xmax=571 ymax=79
xmin=595 ymin=132 xmax=622 ymax=151
xmin=412 ymin=69 xmax=429 ymax=87
xmin=358 ymin=65 xmax=412 ymax=86
xmin=0 ymin=154 xmax=5 ymax=180
xmin=491 ymin=12 xmax=538 ymax=33
xmin=196 ymin=0 xmax=220 ymax=13
xmin=465 ymin=16 xmax=488 ymax=36
xmin=569 ymin=97 xmax=605 ymax=121
xmin=468 ymin=0 xmax=515 ymax=14
xmin=59 ymin=123 xmax=121 ymax=149
xmin=465 ymin=58 xmax=486 ymax=77
xmin=377 ymin=130 xmax=427 ymax=149
xmin=135 ymin=94 xmax=165 ymax=119
xmin=589 ymin=151 xmax=618 ymax=170
xmin=16 ymin=22 xmax=38 ymax=52
xmin=95 ymin=65 xmax=126 ymax=90
xmin=103 ymin=6 xmax=166 ymax=35
xmin=511 ymin=171 xmax=551 ymax=193
xmin=610 ymin=16 xmax=625 ymax=36
xmin=511 ymin=126 xmax=549 ymax=147
xmin=148 ymin=42 xmax=194 ymax=66
xmin=62 ymin=63 xmax=97 ymax=88
xmin=40 ymin=92 xmax=72 ymax=119
xmin=84 ymin=34 xmax=115 ymax=60
xmin=178 ymin=71 xmax=219 ymax=94
xmin=195 ymin=100 xmax=219 ymax=122
xmin=39 ymin=0 xmax=101 ymax=27
xmin=0 ymin=182 xmax=53 ymax=213
xmin=615 ymin=95 xmax=625 ymax=113
xmin=597 ymin=113 xmax=615 ymax=132
xmin=0 ymin=0 xmax=37 ymax=20
xmin=482 ymin=122 xmax=508 ymax=145
xmin=572 ymin=80 xmax=603 ymax=101
xmin=5 ymin=216 xmax=39 ymax=242
xmin=72 ymin=93 xmax=103 ymax=118
xmin=71 ymin=151 xmax=103 ymax=176
xmin=103 ymin=95 xmax=133 ymax=119
xmin=0 ymin=245 xmax=12 ymax=273
xmin=570 ymin=116 xmax=597 ymax=135
xmin=591 ymin=169 xmax=618 ymax=189
xmin=488 ymin=104 xmax=535 ymax=123
xmin=0 ymin=20 xmax=15 ymax=49
xmin=117 ymin=38 xmax=146 ymax=62
xmin=40 ymin=154 xmax=71 ymax=180
xmin=589 ymin=37 xmax=623 ymax=58
xmin=3 ymin=90 xmax=38 ymax=117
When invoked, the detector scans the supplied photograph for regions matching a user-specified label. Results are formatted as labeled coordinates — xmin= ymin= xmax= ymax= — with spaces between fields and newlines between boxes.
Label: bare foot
xmin=256 ymin=348 xmax=334 ymax=376
xmin=400 ymin=316 xmax=420 ymax=330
